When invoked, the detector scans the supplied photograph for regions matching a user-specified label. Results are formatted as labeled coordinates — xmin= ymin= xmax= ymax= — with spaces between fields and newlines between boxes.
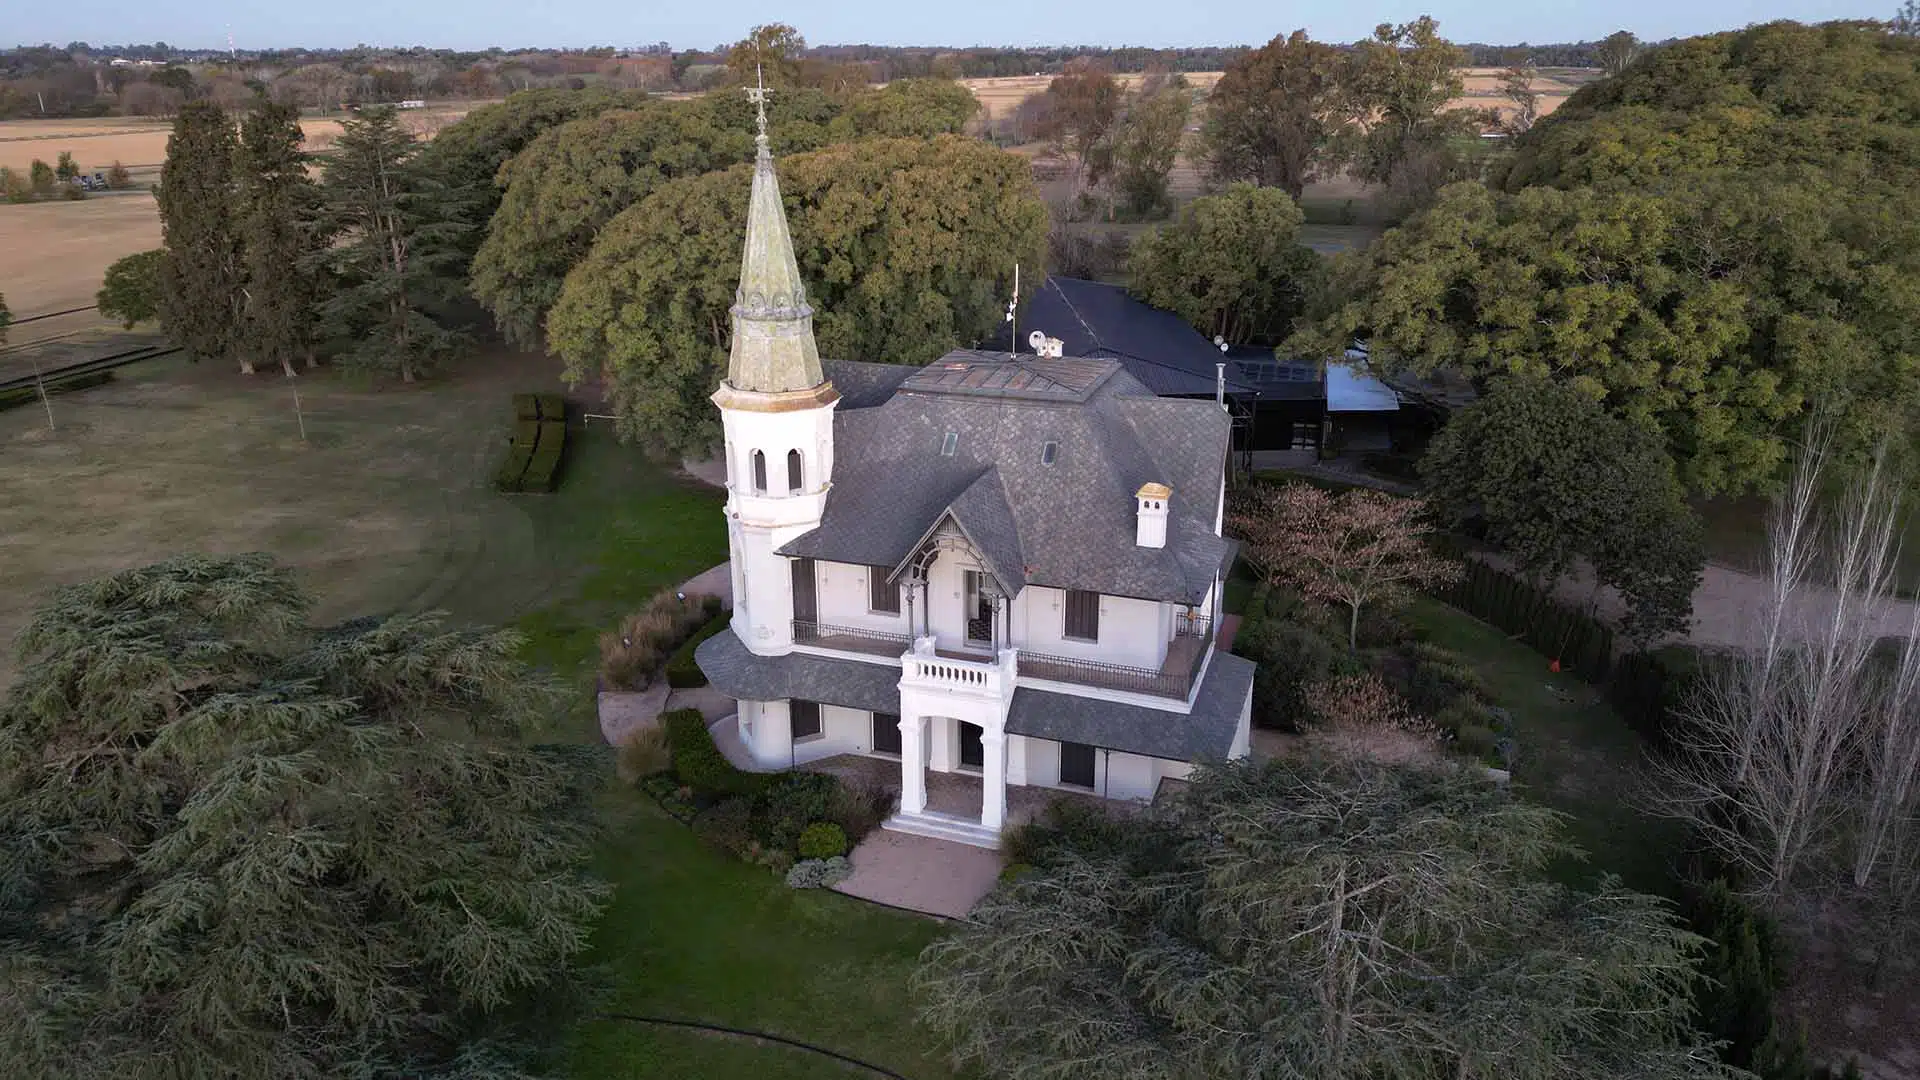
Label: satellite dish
xmin=1027 ymin=330 xmax=1047 ymax=351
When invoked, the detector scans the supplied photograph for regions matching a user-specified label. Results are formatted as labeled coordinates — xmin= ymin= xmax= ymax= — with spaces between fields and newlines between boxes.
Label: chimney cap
xmin=1136 ymin=482 xmax=1172 ymax=500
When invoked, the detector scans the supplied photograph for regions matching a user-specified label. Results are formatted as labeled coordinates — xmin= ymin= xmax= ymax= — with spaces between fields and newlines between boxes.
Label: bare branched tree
xmin=1649 ymin=429 xmax=1920 ymax=964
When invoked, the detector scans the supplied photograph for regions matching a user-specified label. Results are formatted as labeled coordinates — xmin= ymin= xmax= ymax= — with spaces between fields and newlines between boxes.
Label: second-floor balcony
xmin=795 ymin=614 xmax=1213 ymax=702
xmin=1017 ymin=615 xmax=1211 ymax=701
xmin=793 ymin=619 xmax=913 ymax=658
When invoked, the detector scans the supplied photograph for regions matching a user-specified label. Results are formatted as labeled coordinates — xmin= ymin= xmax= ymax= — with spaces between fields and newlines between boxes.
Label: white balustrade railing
xmin=900 ymin=636 xmax=1016 ymax=697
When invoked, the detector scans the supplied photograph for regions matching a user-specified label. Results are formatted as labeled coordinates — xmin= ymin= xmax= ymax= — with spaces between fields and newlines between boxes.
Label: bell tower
xmin=714 ymin=71 xmax=838 ymax=657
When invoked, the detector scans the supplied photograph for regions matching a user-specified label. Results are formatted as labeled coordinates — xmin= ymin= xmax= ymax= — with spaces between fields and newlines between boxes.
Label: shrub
xmin=825 ymin=777 xmax=890 ymax=843
xmin=29 ymin=159 xmax=55 ymax=197
xmin=639 ymin=773 xmax=698 ymax=823
xmin=691 ymin=795 xmax=756 ymax=858
xmin=512 ymin=393 xmax=539 ymax=421
xmin=761 ymin=771 xmax=841 ymax=852
xmin=492 ymin=446 xmax=533 ymax=492
xmin=599 ymin=591 xmax=714 ymax=690
xmin=1432 ymin=698 xmax=1486 ymax=736
xmin=666 ymin=607 xmax=730 ymax=688
xmin=1003 ymin=798 xmax=1137 ymax=870
xmin=1 ymin=167 xmax=30 ymax=203
xmin=537 ymin=393 xmax=566 ymax=420
xmin=753 ymin=844 xmax=796 ymax=877
xmin=1235 ymin=618 xmax=1359 ymax=731
xmin=1304 ymin=672 xmax=1435 ymax=736
xmin=797 ymin=821 xmax=849 ymax=859
xmin=1453 ymin=724 xmax=1497 ymax=761
xmin=665 ymin=708 xmax=767 ymax=799
xmin=616 ymin=725 xmax=671 ymax=783
xmin=1406 ymin=657 xmax=1487 ymax=714
xmin=785 ymin=856 xmax=853 ymax=889
xmin=512 ymin=418 xmax=540 ymax=448
xmin=106 ymin=161 xmax=132 ymax=189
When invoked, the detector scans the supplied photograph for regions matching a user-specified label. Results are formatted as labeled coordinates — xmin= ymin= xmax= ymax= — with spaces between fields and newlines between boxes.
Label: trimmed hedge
xmin=1432 ymin=555 xmax=1618 ymax=680
xmin=0 ymin=370 xmax=115 ymax=413
xmin=493 ymin=395 xmax=570 ymax=493
xmin=663 ymin=708 xmax=768 ymax=799
xmin=666 ymin=609 xmax=731 ymax=689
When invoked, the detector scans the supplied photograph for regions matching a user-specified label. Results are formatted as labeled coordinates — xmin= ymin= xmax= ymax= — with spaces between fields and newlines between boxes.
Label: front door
xmin=791 ymin=558 xmax=817 ymax=623
xmin=958 ymin=721 xmax=984 ymax=770
xmin=963 ymin=571 xmax=993 ymax=648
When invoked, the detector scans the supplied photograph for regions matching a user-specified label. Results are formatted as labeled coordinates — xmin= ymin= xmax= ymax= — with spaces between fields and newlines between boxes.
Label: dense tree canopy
xmin=1306 ymin=21 xmax=1920 ymax=494
xmin=547 ymin=135 xmax=1046 ymax=457
xmin=1422 ymin=377 xmax=1703 ymax=641
xmin=410 ymin=86 xmax=649 ymax=275
xmin=916 ymin=756 xmax=1734 ymax=1080
xmin=1201 ymin=30 xmax=1344 ymax=198
xmin=1128 ymin=183 xmax=1322 ymax=346
xmin=1108 ymin=74 xmax=1191 ymax=218
xmin=237 ymin=101 xmax=326 ymax=375
xmin=156 ymin=100 xmax=246 ymax=372
xmin=318 ymin=107 xmax=471 ymax=381
xmin=1336 ymin=16 xmax=1483 ymax=189
xmin=96 ymin=249 xmax=164 ymax=329
xmin=827 ymin=77 xmax=978 ymax=139
xmin=0 ymin=554 xmax=608 ymax=1078
xmin=471 ymin=82 xmax=974 ymax=347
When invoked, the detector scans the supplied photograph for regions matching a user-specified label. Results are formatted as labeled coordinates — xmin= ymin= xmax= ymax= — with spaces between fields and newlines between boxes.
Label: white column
xmin=898 ymin=715 xmax=927 ymax=814
xmin=981 ymin=729 xmax=1007 ymax=831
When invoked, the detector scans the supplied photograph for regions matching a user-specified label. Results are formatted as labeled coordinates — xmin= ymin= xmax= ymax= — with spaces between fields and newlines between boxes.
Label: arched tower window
xmin=787 ymin=449 xmax=804 ymax=494
xmin=751 ymin=450 xmax=767 ymax=494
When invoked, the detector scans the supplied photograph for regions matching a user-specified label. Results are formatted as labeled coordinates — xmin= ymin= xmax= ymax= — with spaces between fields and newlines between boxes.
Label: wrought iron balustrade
xmin=1016 ymin=637 xmax=1210 ymax=701
xmin=1175 ymin=613 xmax=1214 ymax=640
xmin=791 ymin=619 xmax=912 ymax=658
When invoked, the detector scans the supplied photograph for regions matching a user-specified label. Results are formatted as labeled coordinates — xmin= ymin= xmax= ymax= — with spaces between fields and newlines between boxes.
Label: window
xmin=787 ymin=449 xmax=803 ymax=493
xmin=1040 ymin=441 xmax=1058 ymax=466
xmin=751 ymin=450 xmax=767 ymax=493
xmin=790 ymin=700 xmax=821 ymax=741
xmin=872 ymin=712 xmax=901 ymax=756
xmin=1064 ymin=589 xmax=1100 ymax=641
xmin=869 ymin=568 xmax=901 ymax=614
xmin=1060 ymin=741 xmax=1096 ymax=789
xmin=940 ymin=431 xmax=958 ymax=456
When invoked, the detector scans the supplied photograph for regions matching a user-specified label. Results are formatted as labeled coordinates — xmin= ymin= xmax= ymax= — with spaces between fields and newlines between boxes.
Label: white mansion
xmin=694 ymin=111 xmax=1255 ymax=848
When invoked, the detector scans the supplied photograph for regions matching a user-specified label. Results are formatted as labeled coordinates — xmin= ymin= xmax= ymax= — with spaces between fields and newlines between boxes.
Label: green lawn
xmin=569 ymin=789 xmax=956 ymax=1080
xmin=1403 ymin=596 xmax=1683 ymax=895
xmin=2 ymin=351 xmax=936 ymax=1076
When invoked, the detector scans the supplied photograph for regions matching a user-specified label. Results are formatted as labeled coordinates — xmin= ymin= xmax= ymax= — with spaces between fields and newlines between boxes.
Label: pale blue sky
xmin=8 ymin=0 xmax=1892 ymax=53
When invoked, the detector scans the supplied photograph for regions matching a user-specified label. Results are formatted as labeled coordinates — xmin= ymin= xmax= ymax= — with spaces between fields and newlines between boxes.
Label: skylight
xmin=940 ymin=432 xmax=958 ymax=456
xmin=1040 ymin=441 xmax=1058 ymax=465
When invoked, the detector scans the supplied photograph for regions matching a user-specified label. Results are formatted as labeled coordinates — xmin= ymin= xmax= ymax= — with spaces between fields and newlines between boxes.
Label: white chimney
xmin=1136 ymin=482 xmax=1170 ymax=549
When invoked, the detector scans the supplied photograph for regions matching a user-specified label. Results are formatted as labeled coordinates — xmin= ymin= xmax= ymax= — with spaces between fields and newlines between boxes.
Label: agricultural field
xmin=0 ymin=100 xmax=485 ymax=173
xmin=0 ymin=192 xmax=160 ymax=321
xmin=960 ymin=66 xmax=1597 ymax=130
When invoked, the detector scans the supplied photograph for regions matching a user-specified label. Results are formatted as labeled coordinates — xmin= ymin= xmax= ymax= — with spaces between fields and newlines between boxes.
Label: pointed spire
xmin=717 ymin=68 xmax=832 ymax=405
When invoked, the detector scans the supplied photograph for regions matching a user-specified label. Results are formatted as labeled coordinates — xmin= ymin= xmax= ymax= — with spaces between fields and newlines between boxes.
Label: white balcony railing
xmin=899 ymin=636 xmax=1016 ymax=699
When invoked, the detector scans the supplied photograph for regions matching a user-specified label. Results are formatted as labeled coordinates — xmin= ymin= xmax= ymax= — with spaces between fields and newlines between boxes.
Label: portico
xmin=888 ymin=638 xmax=1016 ymax=847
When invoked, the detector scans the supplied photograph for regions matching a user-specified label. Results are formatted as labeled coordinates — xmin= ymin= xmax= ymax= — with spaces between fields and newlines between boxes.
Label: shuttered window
xmin=872 ymin=712 xmax=901 ymax=756
xmin=869 ymin=568 xmax=901 ymax=614
xmin=1064 ymin=589 xmax=1100 ymax=641
xmin=790 ymin=700 xmax=822 ymax=740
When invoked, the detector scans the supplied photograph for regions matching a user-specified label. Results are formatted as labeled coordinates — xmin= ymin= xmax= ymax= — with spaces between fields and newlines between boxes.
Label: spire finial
xmin=746 ymin=63 xmax=772 ymax=146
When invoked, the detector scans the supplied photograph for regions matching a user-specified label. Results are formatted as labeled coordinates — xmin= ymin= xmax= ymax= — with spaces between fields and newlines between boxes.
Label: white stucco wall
xmin=1016 ymin=736 xmax=1191 ymax=802
xmin=811 ymin=560 xmax=912 ymax=636
xmin=1012 ymin=585 xmax=1168 ymax=669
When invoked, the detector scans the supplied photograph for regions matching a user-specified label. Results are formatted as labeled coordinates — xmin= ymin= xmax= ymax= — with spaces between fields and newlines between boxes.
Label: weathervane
xmin=746 ymin=63 xmax=773 ymax=140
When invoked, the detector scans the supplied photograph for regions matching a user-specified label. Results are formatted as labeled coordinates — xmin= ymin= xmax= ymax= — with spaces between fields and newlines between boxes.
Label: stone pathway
xmin=594 ymin=559 xmax=734 ymax=747
xmin=598 ymin=685 xmax=669 ymax=746
xmin=832 ymin=829 xmax=1001 ymax=920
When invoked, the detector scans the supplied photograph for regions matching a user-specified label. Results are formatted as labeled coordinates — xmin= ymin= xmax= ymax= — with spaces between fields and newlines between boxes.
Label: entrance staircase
xmin=882 ymin=809 xmax=1001 ymax=850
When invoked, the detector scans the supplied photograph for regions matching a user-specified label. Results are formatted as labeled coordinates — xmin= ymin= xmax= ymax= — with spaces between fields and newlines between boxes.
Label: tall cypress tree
xmin=237 ymin=101 xmax=326 ymax=376
xmin=157 ymin=101 xmax=248 ymax=373
xmin=319 ymin=106 xmax=469 ymax=383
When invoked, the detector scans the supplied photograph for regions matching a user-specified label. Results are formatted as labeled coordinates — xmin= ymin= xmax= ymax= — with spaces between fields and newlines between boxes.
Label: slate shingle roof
xmin=695 ymin=629 xmax=1253 ymax=759
xmin=792 ymin=353 xmax=1233 ymax=605
xmin=1020 ymin=277 xmax=1261 ymax=398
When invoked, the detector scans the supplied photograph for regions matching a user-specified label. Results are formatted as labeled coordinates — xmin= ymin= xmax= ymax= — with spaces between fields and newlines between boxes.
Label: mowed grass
xmin=0 ymin=349 xmax=726 ymax=736
xmin=0 ymin=350 xmax=950 ymax=1076
xmin=1403 ymin=596 xmax=1683 ymax=896
xmin=570 ymin=790 xmax=955 ymax=1080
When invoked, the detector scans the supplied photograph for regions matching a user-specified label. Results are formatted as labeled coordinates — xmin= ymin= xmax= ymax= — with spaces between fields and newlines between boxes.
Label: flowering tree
xmin=1230 ymin=482 xmax=1460 ymax=649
